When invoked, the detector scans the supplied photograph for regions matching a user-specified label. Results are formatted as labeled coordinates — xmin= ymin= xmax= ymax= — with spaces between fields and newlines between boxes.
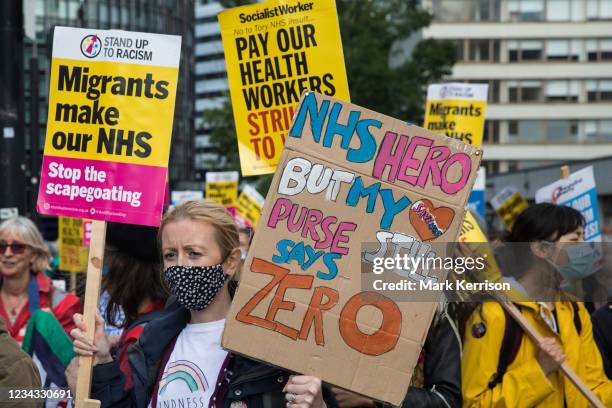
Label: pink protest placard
xmin=36 ymin=27 xmax=181 ymax=226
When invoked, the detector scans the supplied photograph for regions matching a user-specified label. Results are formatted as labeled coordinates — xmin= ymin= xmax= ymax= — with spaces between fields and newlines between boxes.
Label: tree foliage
xmin=202 ymin=0 xmax=456 ymax=195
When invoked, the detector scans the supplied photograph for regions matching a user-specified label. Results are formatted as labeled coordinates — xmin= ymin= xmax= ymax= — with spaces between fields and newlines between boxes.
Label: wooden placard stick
xmin=494 ymin=295 xmax=605 ymax=408
xmin=74 ymin=220 xmax=107 ymax=408
xmin=560 ymin=165 xmax=570 ymax=179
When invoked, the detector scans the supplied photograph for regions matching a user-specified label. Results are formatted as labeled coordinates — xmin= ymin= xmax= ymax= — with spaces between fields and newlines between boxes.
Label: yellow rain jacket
xmin=462 ymin=300 xmax=612 ymax=407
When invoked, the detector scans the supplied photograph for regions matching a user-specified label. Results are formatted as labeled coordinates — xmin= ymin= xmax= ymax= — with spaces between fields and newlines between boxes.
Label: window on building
xmin=522 ymin=80 xmax=543 ymax=101
xmin=508 ymin=80 xmax=543 ymax=102
xmin=587 ymin=0 xmax=612 ymax=19
xmin=121 ymin=5 xmax=129 ymax=28
xmin=587 ymin=39 xmax=598 ymax=60
xmin=546 ymin=40 xmax=571 ymax=60
xmin=483 ymin=120 xmax=500 ymax=143
xmin=587 ymin=80 xmax=612 ymax=101
xmin=546 ymin=0 xmax=570 ymax=20
xmin=453 ymin=40 xmax=465 ymax=62
xmin=586 ymin=120 xmax=612 ymax=142
xmin=602 ymin=120 xmax=612 ymax=140
xmin=522 ymin=40 xmax=544 ymax=60
xmin=601 ymin=80 xmax=612 ymax=100
xmin=585 ymin=120 xmax=598 ymax=138
xmin=509 ymin=40 xmax=544 ymax=61
xmin=602 ymin=40 xmax=612 ymax=60
xmin=570 ymin=0 xmax=585 ymax=20
xmin=587 ymin=39 xmax=612 ymax=61
xmin=492 ymin=39 xmax=501 ymax=61
xmin=508 ymin=81 xmax=519 ymax=102
xmin=508 ymin=120 xmax=545 ymax=143
xmin=509 ymin=40 xmax=519 ymax=62
xmin=432 ymin=0 xmax=469 ymax=22
xmin=99 ymin=3 xmax=109 ymax=26
xmin=520 ymin=120 xmax=545 ymax=142
xmin=490 ymin=79 xmax=500 ymax=102
xmin=509 ymin=0 xmax=545 ymax=21
xmin=470 ymin=0 xmax=502 ymax=22
xmin=469 ymin=39 xmax=490 ymax=61
xmin=547 ymin=120 xmax=578 ymax=142
xmin=546 ymin=80 xmax=579 ymax=102
xmin=111 ymin=4 xmax=119 ymax=23
xmin=570 ymin=39 xmax=581 ymax=60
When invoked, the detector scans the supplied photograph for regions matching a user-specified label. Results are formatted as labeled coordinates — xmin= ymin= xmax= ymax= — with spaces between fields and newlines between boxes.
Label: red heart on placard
xmin=409 ymin=199 xmax=455 ymax=242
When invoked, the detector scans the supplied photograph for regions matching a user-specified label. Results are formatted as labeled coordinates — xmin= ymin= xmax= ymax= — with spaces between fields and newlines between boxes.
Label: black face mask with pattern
xmin=163 ymin=264 xmax=226 ymax=311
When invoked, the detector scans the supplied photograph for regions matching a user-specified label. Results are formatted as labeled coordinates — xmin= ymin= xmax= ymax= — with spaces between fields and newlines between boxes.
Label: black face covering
xmin=163 ymin=264 xmax=226 ymax=311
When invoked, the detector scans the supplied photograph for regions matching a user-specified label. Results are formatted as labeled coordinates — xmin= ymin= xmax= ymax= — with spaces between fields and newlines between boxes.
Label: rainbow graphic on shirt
xmin=158 ymin=360 xmax=209 ymax=395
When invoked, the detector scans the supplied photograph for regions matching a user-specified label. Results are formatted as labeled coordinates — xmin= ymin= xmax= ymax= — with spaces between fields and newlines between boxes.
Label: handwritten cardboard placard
xmin=37 ymin=27 xmax=180 ymax=226
xmin=206 ymin=171 xmax=239 ymax=207
xmin=223 ymin=92 xmax=482 ymax=405
xmin=218 ymin=0 xmax=350 ymax=176
xmin=424 ymin=83 xmax=488 ymax=147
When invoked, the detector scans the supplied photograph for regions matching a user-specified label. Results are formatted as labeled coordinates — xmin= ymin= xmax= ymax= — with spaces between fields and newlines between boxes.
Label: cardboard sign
xmin=222 ymin=92 xmax=482 ymax=405
xmin=36 ymin=27 xmax=181 ymax=226
xmin=206 ymin=171 xmax=239 ymax=207
xmin=490 ymin=186 xmax=529 ymax=230
xmin=171 ymin=190 xmax=204 ymax=206
xmin=467 ymin=167 xmax=486 ymax=220
xmin=218 ymin=0 xmax=350 ymax=176
xmin=424 ymin=83 xmax=488 ymax=147
xmin=535 ymin=166 xmax=601 ymax=242
xmin=235 ymin=185 xmax=265 ymax=227
xmin=59 ymin=217 xmax=90 ymax=272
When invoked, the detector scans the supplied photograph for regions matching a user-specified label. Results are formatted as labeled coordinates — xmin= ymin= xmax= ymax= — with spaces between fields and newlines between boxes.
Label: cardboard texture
xmin=223 ymin=92 xmax=481 ymax=405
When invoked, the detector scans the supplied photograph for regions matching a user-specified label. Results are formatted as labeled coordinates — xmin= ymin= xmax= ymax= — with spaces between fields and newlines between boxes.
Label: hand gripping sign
xmin=222 ymin=91 xmax=482 ymax=405
xmin=36 ymin=27 xmax=180 ymax=408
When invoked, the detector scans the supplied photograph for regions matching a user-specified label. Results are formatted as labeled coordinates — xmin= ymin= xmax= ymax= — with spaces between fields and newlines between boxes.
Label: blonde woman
xmin=72 ymin=200 xmax=332 ymax=408
xmin=0 ymin=216 xmax=80 ymax=343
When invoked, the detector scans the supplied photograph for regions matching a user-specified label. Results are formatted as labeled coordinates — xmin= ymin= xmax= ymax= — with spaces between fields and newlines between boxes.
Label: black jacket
xmin=92 ymin=300 xmax=338 ymax=408
xmin=377 ymin=313 xmax=462 ymax=408
xmin=592 ymin=302 xmax=612 ymax=380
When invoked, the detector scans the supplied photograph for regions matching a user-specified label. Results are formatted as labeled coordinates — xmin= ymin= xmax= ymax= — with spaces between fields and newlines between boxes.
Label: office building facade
xmin=422 ymin=0 xmax=612 ymax=173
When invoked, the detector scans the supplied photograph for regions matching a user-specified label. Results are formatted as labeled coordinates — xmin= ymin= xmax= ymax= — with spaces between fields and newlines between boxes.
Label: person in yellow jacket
xmin=462 ymin=203 xmax=612 ymax=407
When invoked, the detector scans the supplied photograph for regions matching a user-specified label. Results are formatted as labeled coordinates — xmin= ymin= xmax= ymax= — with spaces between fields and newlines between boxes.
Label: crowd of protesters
xmin=1 ymin=199 xmax=611 ymax=408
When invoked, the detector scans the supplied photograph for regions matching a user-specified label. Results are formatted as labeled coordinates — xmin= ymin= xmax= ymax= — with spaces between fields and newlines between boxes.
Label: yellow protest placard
xmin=235 ymin=185 xmax=264 ymax=226
xmin=491 ymin=186 xmax=529 ymax=230
xmin=59 ymin=216 xmax=90 ymax=272
xmin=205 ymin=171 xmax=239 ymax=207
xmin=219 ymin=0 xmax=350 ymax=175
xmin=424 ymin=83 xmax=488 ymax=147
xmin=37 ymin=27 xmax=181 ymax=226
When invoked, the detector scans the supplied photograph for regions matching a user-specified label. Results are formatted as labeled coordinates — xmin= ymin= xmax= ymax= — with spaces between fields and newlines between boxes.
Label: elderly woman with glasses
xmin=0 ymin=217 xmax=81 ymax=344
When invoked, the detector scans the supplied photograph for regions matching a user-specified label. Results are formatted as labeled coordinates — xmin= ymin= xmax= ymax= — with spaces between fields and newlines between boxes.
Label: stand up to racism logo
xmin=80 ymin=34 xmax=102 ymax=58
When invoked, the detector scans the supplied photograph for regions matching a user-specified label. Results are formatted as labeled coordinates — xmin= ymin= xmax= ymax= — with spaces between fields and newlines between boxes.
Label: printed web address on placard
xmin=44 ymin=204 xmax=127 ymax=219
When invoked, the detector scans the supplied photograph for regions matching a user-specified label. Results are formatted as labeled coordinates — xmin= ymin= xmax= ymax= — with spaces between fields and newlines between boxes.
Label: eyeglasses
xmin=0 ymin=242 xmax=28 ymax=255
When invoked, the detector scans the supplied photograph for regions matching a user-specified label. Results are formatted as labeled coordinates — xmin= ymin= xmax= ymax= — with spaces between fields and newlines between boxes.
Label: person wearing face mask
xmin=71 ymin=200 xmax=335 ymax=408
xmin=462 ymin=203 xmax=611 ymax=407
